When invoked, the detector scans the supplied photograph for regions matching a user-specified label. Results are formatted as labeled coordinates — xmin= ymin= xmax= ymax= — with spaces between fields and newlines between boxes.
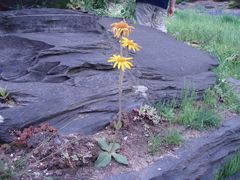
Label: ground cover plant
xmin=177 ymin=90 xmax=221 ymax=130
xmin=215 ymin=152 xmax=240 ymax=180
xmin=0 ymin=87 xmax=10 ymax=103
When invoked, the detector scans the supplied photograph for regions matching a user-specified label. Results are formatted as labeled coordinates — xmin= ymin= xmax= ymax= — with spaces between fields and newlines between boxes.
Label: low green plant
xmin=178 ymin=89 xmax=220 ymax=130
xmin=215 ymin=82 xmax=240 ymax=113
xmin=163 ymin=129 xmax=183 ymax=146
xmin=155 ymin=100 xmax=176 ymax=123
xmin=148 ymin=129 xmax=183 ymax=155
xmin=95 ymin=138 xmax=128 ymax=168
xmin=139 ymin=105 xmax=161 ymax=124
xmin=195 ymin=108 xmax=220 ymax=129
xmin=203 ymin=88 xmax=218 ymax=108
xmin=148 ymin=134 xmax=162 ymax=155
xmin=178 ymin=90 xmax=198 ymax=125
xmin=215 ymin=152 xmax=240 ymax=180
xmin=0 ymin=160 xmax=14 ymax=180
xmin=0 ymin=87 xmax=10 ymax=102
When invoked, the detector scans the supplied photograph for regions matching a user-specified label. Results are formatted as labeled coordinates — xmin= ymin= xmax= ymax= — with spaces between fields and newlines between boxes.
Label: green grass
xmin=167 ymin=10 xmax=240 ymax=114
xmin=203 ymin=88 xmax=218 ymax=108
xmin=163 ymin=129 xmax=183 ymax=146
xmin=215 ymin=152 xmax=240 ymax=180
xmin=148 ymin=134 xmax=162 ymax=155
xmin=148 ymin=129 xmax=183 ymax=155
xmin=167 ymin=10 xmax=240 ymax=80
xmin=178 ymin=90 xmax=220 ymax=130
xmin=0 ymin=160 xmax=14 ymax=180
xmin=155 ymin=100 xmax=176 ymax=124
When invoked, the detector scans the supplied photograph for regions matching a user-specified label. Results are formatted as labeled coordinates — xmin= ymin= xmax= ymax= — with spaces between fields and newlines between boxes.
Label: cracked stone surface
xmin=0 ymin=8 xmax=218 ymax=142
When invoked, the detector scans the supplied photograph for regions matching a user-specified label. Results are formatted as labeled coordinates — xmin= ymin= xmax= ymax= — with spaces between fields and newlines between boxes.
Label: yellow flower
xmin=107 ymin=55 xmax=133 ymax=71
xmin=120 ymin=38 xmax=141 ymax=52
xmin=111 ymin=21 xmax=134 ymax=38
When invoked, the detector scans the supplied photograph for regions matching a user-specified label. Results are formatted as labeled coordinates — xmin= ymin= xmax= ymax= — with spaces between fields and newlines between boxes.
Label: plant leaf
xmin=109 ymin=143 xmax=120 ymax=152
xmin=97 ymin=138 xmax=110 ymax=152
xmin=95 ymin=152 xmax=112 ymax=168
xmin=112 ymin=153 xmax=128 ymax=165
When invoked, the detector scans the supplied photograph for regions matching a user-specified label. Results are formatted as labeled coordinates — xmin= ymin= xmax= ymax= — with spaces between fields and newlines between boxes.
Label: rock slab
xmin=0 ymin=8 xmax=218 ymax=142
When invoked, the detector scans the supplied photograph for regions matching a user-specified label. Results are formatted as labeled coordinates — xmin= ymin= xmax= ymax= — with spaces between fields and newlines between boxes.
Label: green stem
xmin=118 ymin=35 xmax=124 ymax=126
xmin=118 ymin=70 xmax=124 ymax=125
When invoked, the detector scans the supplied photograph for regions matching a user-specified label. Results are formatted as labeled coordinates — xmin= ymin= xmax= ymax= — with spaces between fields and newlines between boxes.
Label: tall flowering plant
xmin=108 ymin=21 xmax=141 ymax=130
xmin=95 ymin=21 xmax=141 ymax=168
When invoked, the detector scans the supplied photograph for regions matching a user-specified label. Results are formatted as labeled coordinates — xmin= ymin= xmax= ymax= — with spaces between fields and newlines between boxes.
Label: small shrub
xmin=138 ymin=105 xmax=161 ymax=124
xmin=163 ymin=129 xmax=183 ymax=146
xmin=215 ymin=152 xmax=240 ymax=180
xmin=148 ymin=134 xmax=162 ymax=155
xmin=155 ymin=100 xmax=176 ymax=123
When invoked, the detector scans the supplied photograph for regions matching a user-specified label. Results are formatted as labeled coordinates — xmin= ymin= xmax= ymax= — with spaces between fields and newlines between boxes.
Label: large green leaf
xmin=97 ymin=138 xmax=110 ymax=152
xmin=95 ymin=152 xmax=111 ymax=168
xmin=112 ymin=153 xmax=128 ymax=165
xmin=109 ymin=143 xmax=120 ymax=152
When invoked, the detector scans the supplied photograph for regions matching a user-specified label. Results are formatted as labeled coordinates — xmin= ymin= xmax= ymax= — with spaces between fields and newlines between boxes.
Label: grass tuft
xmin=178 ymin=89 xmax=220 ymax=130
xmin=155 ymin=100 xmax=176 ymax=123
xmin=148 ymin=129 xmax=183 ymax=155
xmin=163 ymin=129 xmax=183 ymax=146
xmin=215 ymin=152 xmax=240 ymax=180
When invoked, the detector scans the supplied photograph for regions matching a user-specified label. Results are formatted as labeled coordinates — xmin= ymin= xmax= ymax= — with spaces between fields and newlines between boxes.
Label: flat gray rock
xmin=0 ymin=8 xmax=218 ymax=142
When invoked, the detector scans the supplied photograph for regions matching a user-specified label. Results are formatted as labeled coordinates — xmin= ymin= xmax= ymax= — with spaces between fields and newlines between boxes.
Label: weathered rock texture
xmin=0 ymin=8 xmax=218 ymax=142
xmin=106 ymin=116 xmax=240 ymax=180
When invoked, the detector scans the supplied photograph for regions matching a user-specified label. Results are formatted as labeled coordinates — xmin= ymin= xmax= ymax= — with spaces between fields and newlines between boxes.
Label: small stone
xmin=55 ymin=170 xmax=63 ymax=176
xmin=34 ymin=172 xmax=41 ymax=177
xmin=157 ymin=168 xmax=162 ymax=171
xmin=0 ymin=115 xmax=4 ymax=123
xmin=123 ymin=136 xmax=128 ymax=140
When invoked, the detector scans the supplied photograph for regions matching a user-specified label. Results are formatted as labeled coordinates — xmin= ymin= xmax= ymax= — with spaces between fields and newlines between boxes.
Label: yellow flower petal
xmin=111 ymin=21 xmax=134 ymax=38
xmin=107 ymin=54 xmax=133 ymax=71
